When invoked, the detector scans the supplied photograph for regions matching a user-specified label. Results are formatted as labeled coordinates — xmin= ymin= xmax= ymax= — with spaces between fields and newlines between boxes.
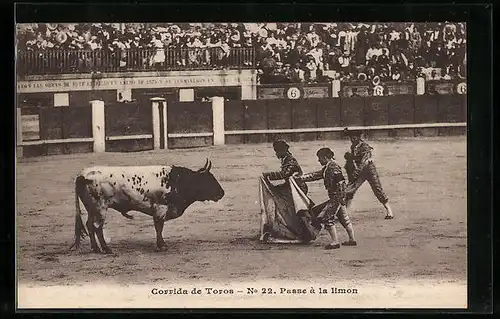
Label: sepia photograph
xmin=15 ymin=20 xmax=468 ymax=309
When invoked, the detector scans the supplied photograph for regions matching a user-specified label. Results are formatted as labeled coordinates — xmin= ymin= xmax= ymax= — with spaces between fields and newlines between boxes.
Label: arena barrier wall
xmin=17 ymin=94 xmax=467 ymax=157
xmin=104 ymin=101 xmax=153 ymax=152
xmin=19 ymin=105 xmax=93 ymax=157
xmin=167 ymin=101 xmax=214 ymax=148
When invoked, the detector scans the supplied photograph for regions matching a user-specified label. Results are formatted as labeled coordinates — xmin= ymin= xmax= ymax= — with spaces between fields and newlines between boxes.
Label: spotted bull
xmin=69 ymin=159 xmax=224 ymax=253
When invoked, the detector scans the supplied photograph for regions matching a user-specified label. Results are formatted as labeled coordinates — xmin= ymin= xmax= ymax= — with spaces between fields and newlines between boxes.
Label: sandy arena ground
xmin=16 ymin=136 xmax=467 ymax=309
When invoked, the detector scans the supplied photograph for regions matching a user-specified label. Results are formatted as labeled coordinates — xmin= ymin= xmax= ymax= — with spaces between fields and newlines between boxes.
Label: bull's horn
xmin=206 ymin=160 xmax=212 ymax=172
xmin=202 ymin=158 xmax=209 ymax=171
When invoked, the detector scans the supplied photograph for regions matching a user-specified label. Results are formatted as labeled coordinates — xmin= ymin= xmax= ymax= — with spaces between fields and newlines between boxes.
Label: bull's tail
xmin=69 ymin=176 xmax=90 ymax=251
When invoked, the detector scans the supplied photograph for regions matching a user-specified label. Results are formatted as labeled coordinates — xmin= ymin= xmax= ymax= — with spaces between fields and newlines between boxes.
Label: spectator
xmin=17 ymin=22 xmax=467 ymax=82
xmin=351 ymin=88 xmax=361 ymax=97
xmin=338 ymin=52 xmax=351 ymax=75
xmin=151 ymin=34 xmax=165 ymax=68
xmin=391 ymin=66 xmax=402 ymax=82
xmin=290 ymin=63 xmax=305 ymax=83
xmin=305 ymin=56 xmax=318 ymax=82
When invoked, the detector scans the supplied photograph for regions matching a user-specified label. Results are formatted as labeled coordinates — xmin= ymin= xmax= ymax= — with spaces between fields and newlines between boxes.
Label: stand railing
xmin=17 ymin=47 xmax=256 ymax=76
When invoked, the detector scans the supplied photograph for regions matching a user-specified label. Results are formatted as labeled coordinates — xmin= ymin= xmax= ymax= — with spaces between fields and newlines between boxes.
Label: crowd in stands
xmin=254 ymin=22 xmax=466 ymax=84
xmin=17 ymin=22 xmax=467 ymax=83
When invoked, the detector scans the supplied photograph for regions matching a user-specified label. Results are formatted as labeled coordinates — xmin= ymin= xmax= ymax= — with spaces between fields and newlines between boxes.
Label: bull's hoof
xmin=261 ymin=232 xmax=271 ymax=243
xmin=103 ymin=248 xmax=113 ymax=254
xmin=155 ymin=245 xmax=167 ymax=252
xmin=121 ymin=212 xmax=134 ymax=220
xmin=68 ymin=243 xmax=80 ymax=251
xmin=324 ymin=243 xmax=340 ymax=250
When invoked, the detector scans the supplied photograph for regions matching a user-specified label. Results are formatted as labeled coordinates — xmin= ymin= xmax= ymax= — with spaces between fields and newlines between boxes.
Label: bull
xmin=69 ymin=159 xmax=224 ymax=254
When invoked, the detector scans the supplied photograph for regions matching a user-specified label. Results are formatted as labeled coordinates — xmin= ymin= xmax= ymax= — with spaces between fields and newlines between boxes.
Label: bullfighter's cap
xmin=343 ymin=127 xmax=363 ymax=137
xmin=272 ymin=139 xmax=290 ymax=152
xmin=316 ymin=147 xmax=335 ymax=159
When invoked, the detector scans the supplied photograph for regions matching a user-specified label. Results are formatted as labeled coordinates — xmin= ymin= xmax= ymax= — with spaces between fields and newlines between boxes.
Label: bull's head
xmin=168 ymin=159 xmax=225 ymax=208
xmin=195 ymin=158 xmax=225 ymax=202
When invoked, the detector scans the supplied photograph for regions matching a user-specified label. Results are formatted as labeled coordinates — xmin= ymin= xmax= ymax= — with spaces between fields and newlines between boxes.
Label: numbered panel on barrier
xmin=456 ymin=82 xmax=467 ymax=95
xmin=286 ymin=87 xmax=301 ymax=100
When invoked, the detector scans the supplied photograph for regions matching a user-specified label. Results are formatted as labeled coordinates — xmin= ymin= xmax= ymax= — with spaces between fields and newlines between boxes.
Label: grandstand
xmin=17 ymin=22 xmax=466 ymax=84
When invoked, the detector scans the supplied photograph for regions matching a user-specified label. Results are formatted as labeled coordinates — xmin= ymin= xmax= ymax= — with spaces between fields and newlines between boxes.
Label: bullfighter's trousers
xmin=345 ymin=161 xmax=389 ymax=204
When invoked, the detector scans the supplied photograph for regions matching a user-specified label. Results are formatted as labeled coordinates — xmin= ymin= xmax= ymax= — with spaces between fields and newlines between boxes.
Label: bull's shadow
xmin=67 ymin=233 xmax=315 ymax=255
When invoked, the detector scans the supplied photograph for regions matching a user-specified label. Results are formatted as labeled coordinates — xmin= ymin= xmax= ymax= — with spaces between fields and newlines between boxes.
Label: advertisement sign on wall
xmin=258 ymin=87 xmax=286 ymax=100
xmin=258 ymin=85 xmax=330 ymax=100
xmin=21 ymin=114 xmax=40 ymax=141
xmin=342 ymin=84 xmax=371 ymax=97
xmin=302 ymin=86 xmax=329 ymax=99
xmin=426 ymin=80 xmax=467 ymax=95
xmin=342 ymin=81 xmax=416 ymax=97
xmin=17 ymin=70 xmax=256 ymax=94
xmin=386 ymin=82 xmax=415 ymax=95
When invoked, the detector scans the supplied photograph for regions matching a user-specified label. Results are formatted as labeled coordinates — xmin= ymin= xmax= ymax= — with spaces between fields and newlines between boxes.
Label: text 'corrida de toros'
xmin=150 ymin=287 xmax=359 ymax=295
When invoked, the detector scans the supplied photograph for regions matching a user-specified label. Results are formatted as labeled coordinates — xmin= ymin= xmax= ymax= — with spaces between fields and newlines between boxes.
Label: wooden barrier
xmin=242 ymin=99 xmax=268 ymax=144
xmin=292 ymin=99 xmax=317 ymax=141
xmin=19 ymin=105 xmax=94 ymax=157
xmin=104 ymin=101 xmax=153 ymax=152
xmin=437 ymin=94 xmax=467 ymax=136
xmin=167 ymin=101 xmax=213 ymax=148
xmin=316 ymin=98 xmax=342 ymax=140
xmin=224 ymin=100 xmax=246 ymax=145
xmin=105 ymin=102 xmax=153 ymax=137
xmin=341 ymin=97 xmax=365 ymax=126
xmin=223 ymin=95 xmax=466 ymax=141
xmin=365 ymin=96 xmax=389 ymax=138
xmin=62 ymin=106 xmax=92 ymax=139
xmin=387 ymin=95 xmax=415 ymax=137
xmin=438 ymin=94 xmax=464 ymax=123
xmin=267 ymin=99 xmax=293 ymax=142
xmin=39 ymin=107 xmax=63 ymax=140
xmin=413 ymin=95 xmax=440 ymax=137
xmin=17 ymin=94 xmax=467 ymax=157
